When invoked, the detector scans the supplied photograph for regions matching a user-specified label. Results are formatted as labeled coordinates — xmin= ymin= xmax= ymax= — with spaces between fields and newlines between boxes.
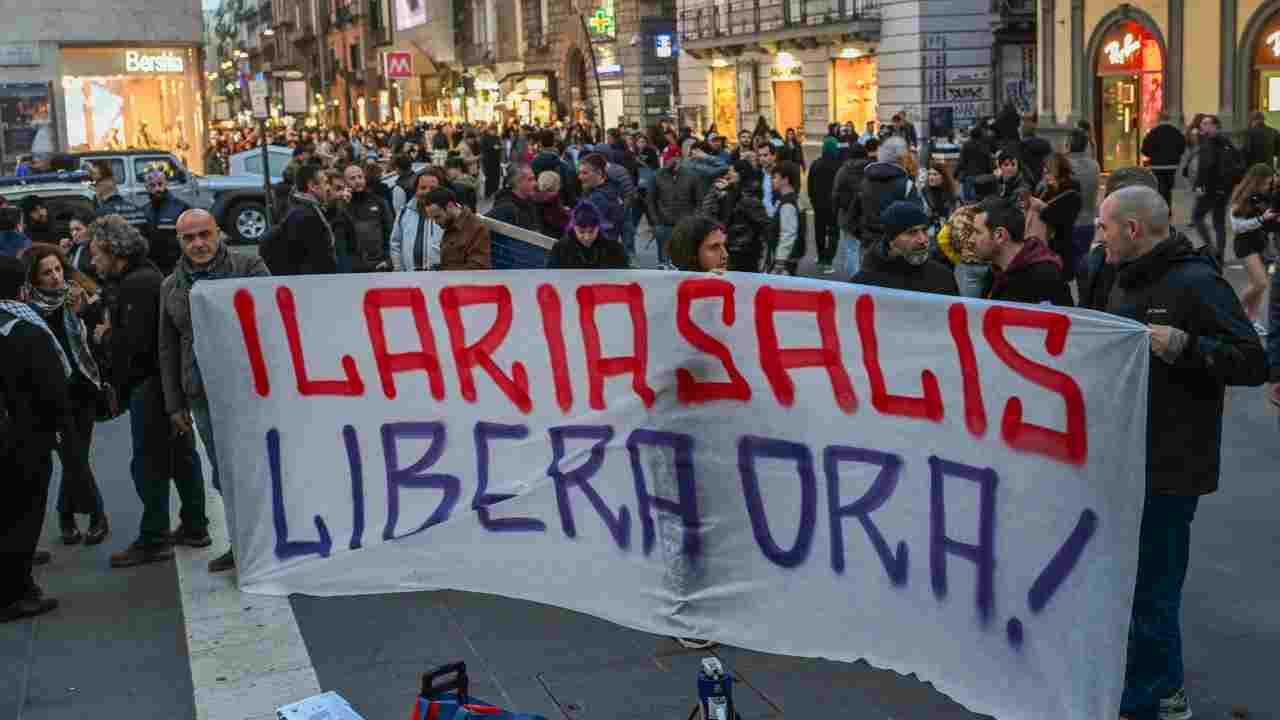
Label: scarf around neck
xmin=0 ymin=299 xmax=73 ymax=378
xmin=27 ymin=284 xmax=67 ymax=315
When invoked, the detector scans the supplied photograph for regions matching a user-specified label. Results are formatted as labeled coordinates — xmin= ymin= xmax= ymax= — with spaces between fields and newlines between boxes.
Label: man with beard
xmin=851 ymin=201 xmax=957 ymax=294
xmin=421 ymin=188 xmax=490 ymax=270
xmin=970 ymin=197 xmax=1072 ymax=306
xmin=90 ymin=216 xmax=209 ymax=568
xmin=19 ymin=196 xmax=57 ymax=245
xmin=323 ymin=169 xmax=358 ymax=273
xmin=343 ymin=164 xmax=394 ymax=271
xmin=159 ymin=209 xmax=269 ymax=573
xmin=277 ymin=164 xmax=337 ymax=275
xmin=142 ymin=171 xmax=190 ymax=276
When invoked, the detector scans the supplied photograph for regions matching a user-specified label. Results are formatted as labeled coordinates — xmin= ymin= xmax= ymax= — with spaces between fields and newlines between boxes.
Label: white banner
xmin=191 ymin=272 xmax=1150 ymax=720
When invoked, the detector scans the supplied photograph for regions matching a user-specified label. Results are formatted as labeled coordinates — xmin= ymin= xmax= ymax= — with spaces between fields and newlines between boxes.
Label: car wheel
xmin=230 ymin=201 xmax=268 ymax=244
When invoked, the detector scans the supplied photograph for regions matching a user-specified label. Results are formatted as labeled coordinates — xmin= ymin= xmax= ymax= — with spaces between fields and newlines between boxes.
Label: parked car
xmin=72 ymin=147 xmax=291 ymax=245
xmin=0 ymin=171 xmax=96 ymax=243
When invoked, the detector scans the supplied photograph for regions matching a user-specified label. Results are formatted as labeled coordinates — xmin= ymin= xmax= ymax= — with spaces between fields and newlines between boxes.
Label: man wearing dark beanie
xmin=851 ymin=201 xmax=958 ymax=295
xmin=0 ymin=255 xmax=70 ymax=621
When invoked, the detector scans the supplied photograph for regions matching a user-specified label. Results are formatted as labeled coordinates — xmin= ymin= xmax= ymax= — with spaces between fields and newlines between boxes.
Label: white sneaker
xmin=1158 ymin=687 xmax=1192 ymax=720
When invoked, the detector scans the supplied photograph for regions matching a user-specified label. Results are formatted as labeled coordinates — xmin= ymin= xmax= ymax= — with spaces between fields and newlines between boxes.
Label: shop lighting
xmin=776 ymin=52 xmax=795 ymax=67
xmin=263 ymin=28 xmax=275 ymax=36
xmin=840 ymin=47 xmax=862 ymax=59
xmin=710 ymin=58 xmax=729 ymax=68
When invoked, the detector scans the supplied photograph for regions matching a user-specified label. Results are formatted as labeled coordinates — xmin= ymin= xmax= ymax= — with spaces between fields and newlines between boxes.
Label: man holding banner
xmin=1092 ymin=185 xmax=1268 ymax=720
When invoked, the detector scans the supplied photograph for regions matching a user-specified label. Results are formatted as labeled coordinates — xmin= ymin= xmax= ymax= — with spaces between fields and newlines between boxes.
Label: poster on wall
xmin=0 ymin=82 xmax=57 ymax=168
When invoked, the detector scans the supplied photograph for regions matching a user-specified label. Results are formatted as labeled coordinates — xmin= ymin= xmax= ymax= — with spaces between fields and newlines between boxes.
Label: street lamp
xmin=263 ymin=28 xmax=275 ymax=36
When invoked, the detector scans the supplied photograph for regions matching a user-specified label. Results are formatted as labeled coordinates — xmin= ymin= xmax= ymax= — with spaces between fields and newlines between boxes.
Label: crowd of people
xmin=2 ymin=104 xmax=1279 ymax=720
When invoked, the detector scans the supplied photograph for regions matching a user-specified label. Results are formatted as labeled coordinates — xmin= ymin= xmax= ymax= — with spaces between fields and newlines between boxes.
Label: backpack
xmin=1217 ymin=137 xmax=1247 ymax=188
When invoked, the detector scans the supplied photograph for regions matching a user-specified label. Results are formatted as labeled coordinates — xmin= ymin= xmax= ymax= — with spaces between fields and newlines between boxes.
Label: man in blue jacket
xmin=1094 ymin=185 xmax=1268 ymax=720
xmin=142 ymin=171 xmax=191 ymax=276
xmin=0 ymin=206 xmax=30 ymax=257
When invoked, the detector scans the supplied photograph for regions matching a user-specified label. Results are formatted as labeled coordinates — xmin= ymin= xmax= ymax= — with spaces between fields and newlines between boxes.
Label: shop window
xmin=1250 ymin=10 xmax=1280 ymax=128
xmin=134 ymin=155 xmax=187 ymax=184
xmin=1095 ymin=20 xmax=1163 ymax=172
xmin=832 ymin=57 xmax=877 ymax=130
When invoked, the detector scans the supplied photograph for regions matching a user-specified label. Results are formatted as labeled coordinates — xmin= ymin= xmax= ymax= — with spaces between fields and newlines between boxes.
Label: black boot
xmin=84 ymin=513 xmax=110 ymax=546
xmin=59 ymin=512 xmax=82 ymax=545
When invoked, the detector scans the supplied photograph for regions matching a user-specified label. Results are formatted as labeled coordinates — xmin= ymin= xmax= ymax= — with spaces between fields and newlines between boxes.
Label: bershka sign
xmin=384 ymin=51 xmax=412 ymax=79
xmin=125 ymin=50 xmax=185 ymax=74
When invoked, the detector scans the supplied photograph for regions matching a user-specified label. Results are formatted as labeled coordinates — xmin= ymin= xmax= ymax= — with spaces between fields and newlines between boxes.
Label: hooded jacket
xmin=832 ymin=156 xmax=870 ymax=234
xmin=545 ymin=232 xmax=629 ymax=270
xmin=850 ymin=245 xmax=959 ymax=296
xmin=806 ymin=148 xmax=841 ymax=213
xmin=580 ymin=180 xmax=625 ymax=244
xmin=347 ymin=189 xmax=394 ymax=270
xmin=1105 ymin=235 xmax=1268 ymax=495
xmin=1141 ymin=122 xmax=1188 ymax=169
xmin=701 ymin=178 xmax=770 ymax=266
xmin=987 ymin=237 xmax=1073 ymax=306
xmin=857 ymin=162 xmax=917 ymax=245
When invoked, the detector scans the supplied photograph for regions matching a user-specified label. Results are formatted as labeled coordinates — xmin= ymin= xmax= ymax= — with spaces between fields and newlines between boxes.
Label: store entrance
xmin=1098 ymin=74 xmax=1142 ymax=170
xmin=773 ymin=80 xmax=803 ymax=136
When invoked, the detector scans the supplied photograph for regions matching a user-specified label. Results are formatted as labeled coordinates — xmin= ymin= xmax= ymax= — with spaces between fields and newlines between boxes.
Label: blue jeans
xmin=191 ymin=395 xmax=233 ymax=546
xmin=622 ymin=209 xmax=637 ymax=257
xmin=840 ymin=229 xmax=862 ymax=278
xmin=128 ymin=377 xmax=206 ymax=545
xmin=960 ymin=177 xmax=977 ymax=203
xmin=654 ymin=224 xmax=674 ymax=265
xmin=1120 ymin=494 xmax=1200 ymax=719
xmin=954 ymin=262 xmax=991 ymax=298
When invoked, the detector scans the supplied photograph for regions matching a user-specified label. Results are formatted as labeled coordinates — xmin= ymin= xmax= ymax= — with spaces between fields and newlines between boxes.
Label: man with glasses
xmin=159 ymin=209 xmax=269 ymax=573
xmin=143 ymin=170 xmax=191 ymax=276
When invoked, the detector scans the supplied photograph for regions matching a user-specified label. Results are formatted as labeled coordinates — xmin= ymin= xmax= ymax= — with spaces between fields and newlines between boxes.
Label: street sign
xmin=384 ymin=51 xmax=412 ymax=79
xmin=249 ymin=79 xmax=269 ymax=119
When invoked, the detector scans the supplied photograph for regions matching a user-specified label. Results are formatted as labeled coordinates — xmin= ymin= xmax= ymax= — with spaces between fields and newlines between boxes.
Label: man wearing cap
xmin=0 ymin=255 xmax=71 ymax=621
xmin=851 ymin=201 xmax=958 ymax=295
xmin=90 ymin=216 xmax=209 ymax=569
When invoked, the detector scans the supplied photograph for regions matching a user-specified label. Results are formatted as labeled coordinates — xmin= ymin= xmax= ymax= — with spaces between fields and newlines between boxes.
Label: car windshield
xmin=241 ymin=153 xmax=290 ymax=177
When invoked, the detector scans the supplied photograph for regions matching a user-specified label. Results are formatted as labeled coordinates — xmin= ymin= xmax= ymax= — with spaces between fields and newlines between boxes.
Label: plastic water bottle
xmin=697 ymin=657 xmax=734 ymax=720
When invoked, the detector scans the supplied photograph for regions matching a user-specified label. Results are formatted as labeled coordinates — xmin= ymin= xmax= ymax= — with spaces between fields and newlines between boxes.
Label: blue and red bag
xmin=410 ymin=662 xmax=547 ymax=720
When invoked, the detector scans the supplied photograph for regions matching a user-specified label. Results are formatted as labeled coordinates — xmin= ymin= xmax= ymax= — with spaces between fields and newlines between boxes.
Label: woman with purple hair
xmin=545 ymin=200 xmax=630 ymax=270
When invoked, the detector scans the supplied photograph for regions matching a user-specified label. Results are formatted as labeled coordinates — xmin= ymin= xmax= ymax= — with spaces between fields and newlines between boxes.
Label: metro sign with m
xmin=385 ymin=52 xmax=412 ymax=79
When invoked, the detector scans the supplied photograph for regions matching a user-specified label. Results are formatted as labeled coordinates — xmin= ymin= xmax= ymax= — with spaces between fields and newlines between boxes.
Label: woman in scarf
xmin=24 ymin=243 xmax=109 ymax=545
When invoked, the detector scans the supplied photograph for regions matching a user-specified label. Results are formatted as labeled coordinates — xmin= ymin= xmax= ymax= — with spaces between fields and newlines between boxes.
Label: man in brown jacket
xmin=421 ymin=188 xmax=491 ymax=270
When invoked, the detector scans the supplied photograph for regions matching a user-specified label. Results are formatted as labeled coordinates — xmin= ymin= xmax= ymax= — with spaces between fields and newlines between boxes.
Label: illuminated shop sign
xmin=124 ymin=50 xmax=185 ymax=73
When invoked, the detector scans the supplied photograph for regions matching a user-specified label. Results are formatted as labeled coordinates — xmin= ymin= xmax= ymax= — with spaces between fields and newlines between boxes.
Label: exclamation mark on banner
xmin=1006 ymin=509 xmax=1099 ymax=647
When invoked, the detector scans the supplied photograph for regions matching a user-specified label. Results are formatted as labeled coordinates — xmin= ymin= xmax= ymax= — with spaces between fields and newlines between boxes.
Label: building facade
xmin=1040 ymin=0 xmax=1280 ymax=171
xmin=674 ymin=0 xmax=1029 ymax=145
xmin=0 ymin=1 xmax=206 ymax=172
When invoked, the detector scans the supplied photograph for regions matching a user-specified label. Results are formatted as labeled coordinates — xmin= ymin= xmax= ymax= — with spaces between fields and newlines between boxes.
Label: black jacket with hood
xmin=987 ymin=237 xmax=1073 ymax=306
xmin=833 ymin=156 xmax=871 ymax=234
xmin=1103 ymin=234 xmax=1268 ymax=495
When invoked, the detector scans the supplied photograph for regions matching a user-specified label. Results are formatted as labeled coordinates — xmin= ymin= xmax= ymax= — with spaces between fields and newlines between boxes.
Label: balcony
xmin=991 ymin=0 xmax=1034 ymax=36
xmin=678 ymin=0 xmax=879 ymax=53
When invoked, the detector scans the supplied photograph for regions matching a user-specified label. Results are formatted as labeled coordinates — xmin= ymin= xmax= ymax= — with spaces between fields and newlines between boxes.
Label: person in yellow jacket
xmin=937 ymin=204 xmax=991 ymax=298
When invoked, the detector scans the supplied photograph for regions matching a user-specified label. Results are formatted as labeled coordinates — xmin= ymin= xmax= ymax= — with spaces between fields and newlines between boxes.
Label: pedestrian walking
xmin=647 ymin=154 xmax=702 ymax=266
xmin=90 ymin=215 xmax=209 ymax=568
xmin=1191 ymin=114 xmax=1243 ymax=265
xmin=160 ymin=209 xmax=269 ymax=573
xmin=1089 ymin=185 xmax=1268 ymax=720
xmin=1141 ymin=113 xmax=1187 ymax=209
xmin=1227 ymin=164 xmax=1278 ymax=334
xmin=851 ymin=201 xmax=958 ymax=295
xmin=23 ymin=244 xmax=110 ymax=546
xmin=807 ymin=137 xmax=842 ymax=274
xmin=1067 ymin=129 xmax=1101 ymax=267
xmin=832 ymin=142 xmax=872 ymax=278
xmin=970 ymin=197 xmax=1073 ymax=306
xmin=0 ymin=255 xmax=70 ymax=622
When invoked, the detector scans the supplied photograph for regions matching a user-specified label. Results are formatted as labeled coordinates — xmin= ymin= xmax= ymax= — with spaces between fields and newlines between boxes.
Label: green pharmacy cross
xmin=589 ymin=7 xmax=615 ymax=36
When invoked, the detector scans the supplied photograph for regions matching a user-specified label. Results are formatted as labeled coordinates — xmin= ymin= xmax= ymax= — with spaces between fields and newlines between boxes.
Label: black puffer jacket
xmin=1104 ymin=235 xmax=1267 ymax=496
xmin=833 ymin=157 xmax=870 ymax=234
xmin=701 ymin=179 xmax=770 ymax=269
xmin=857 ymin=162 xmax=917 ymax=246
